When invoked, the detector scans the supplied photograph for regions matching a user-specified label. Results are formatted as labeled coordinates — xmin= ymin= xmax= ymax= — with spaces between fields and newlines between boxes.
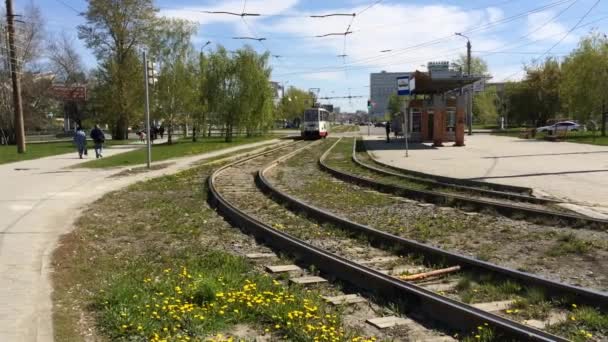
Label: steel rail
xmin=353 ymin=140 xmax=560 ymax=205
xmin=208 ymin=139 xmax=568 ymax=341
xmin=319 ymin=139 xmax=608 ymax=230
xmin=363 ymin=143 xmax=533 ymax=195
xmin=257 ymin=138 xmax=608 ymax=312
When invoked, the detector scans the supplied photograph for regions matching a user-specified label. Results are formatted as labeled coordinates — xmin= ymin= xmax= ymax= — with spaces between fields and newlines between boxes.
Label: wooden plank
xmin=322 ymin=294 xmax=367 ymax=305
xmin=265 ymin=265 xmax=301 ymax=273
xmin=366 ymin=316 xmax=411 ymax=329
xmin=471 ymin=300 xmax=515 ymax=312
xmin=391 ymin=265 xmax=426 ymax=276
xmin=289 ymin=276 xmax=327 ymax=285
xmin=399 ymin=266 xmax=461 ymax=281
xmin=246 ymin=253 xmax=276 ymax=259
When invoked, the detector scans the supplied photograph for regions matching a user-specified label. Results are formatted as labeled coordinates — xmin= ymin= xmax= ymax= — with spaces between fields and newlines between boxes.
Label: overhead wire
xmin=501 ymin=0 xmax=603 ymax=81
xmin=273 ymin=0 xmax=576 ymax=76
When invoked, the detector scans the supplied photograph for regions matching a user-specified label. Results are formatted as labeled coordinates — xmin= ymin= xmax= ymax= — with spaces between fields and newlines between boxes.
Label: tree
xmin=560 ymin=32 xmax=608 ymax=127
xmin=78 ymin=0 xmax=158 ymax=139
xmin=453 ymin=54 xmax=489 ymax=75
xmin=47 ymin=32 xmax=86 ymax=84
xmin=151 ymin=18 xmax=197 ymax=144
xmin=278 ymin=87 xmax=313 ymax=125
xmin=473 ymin=86 xmax=499 ymax=125
xmin=387 ymin=93 xmax=404 ymax=116
xmin=503 ymin=58 xmax=563 ymax=126
xmin=0 ymin=3 xmax=49 ymax=144
xmin=234 ymin=47 xmax=274 ymax=137
xmin=47 ymin=32 xmax=88 ymax=128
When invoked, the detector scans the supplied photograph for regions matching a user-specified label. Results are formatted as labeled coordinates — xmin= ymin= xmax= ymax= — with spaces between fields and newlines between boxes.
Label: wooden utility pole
xmin=5 ymin=0 xmax=25 ymax=153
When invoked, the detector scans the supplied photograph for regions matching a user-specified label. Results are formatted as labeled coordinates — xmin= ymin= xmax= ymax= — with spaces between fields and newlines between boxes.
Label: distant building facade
xmin=369 ymin=71 xmax=413 ymax=118
xmin=270 ymin=81 xmax=284 ymax=106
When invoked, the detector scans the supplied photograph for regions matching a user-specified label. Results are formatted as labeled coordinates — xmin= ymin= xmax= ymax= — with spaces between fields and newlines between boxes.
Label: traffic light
xmin=367 ymin=100 xmax=372 ymax=110
xmin=147 ymin=60 xmax=158 ymax=86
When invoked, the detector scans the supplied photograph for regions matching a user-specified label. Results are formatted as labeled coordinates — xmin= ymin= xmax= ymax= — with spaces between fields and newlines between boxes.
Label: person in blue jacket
xmin=73 ymin=126 xmax=87 ymax=159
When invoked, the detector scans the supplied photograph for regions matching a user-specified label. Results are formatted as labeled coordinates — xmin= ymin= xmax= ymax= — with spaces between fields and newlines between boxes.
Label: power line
xmin=501 ymin=0 xmax=603 ymax=81
xmin=534 ymin=0 xmax=601 ymax=61
xmin=274 ymin=0 xmax=574 ymax=76
xmin=357 ymin=0 xmax=383 ymax=15
xmin=53 ymin=0 xmax=82 ymax=15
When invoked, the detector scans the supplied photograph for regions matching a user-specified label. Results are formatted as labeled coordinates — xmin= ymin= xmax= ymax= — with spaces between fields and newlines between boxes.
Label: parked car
xmin=374 ymin=121 xmax=386 ymax=127
xmin=536 ymin=121 xmax=584 ymax=134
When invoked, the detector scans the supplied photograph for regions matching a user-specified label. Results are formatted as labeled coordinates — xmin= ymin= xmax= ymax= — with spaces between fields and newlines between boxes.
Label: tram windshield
xmin=304 ymin=110 xmax=319 ymax=122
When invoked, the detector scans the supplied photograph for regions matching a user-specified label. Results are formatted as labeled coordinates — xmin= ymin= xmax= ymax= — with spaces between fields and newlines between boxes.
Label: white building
xmin=369 ymin=71 xmax=413 ymax=118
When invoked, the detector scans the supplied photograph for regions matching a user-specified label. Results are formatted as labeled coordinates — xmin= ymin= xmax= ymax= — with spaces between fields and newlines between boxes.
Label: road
xmin=0 ymin=139 xmax=281 ymax=341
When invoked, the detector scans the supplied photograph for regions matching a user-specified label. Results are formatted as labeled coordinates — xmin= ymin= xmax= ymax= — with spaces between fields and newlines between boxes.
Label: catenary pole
xmin=143 ymin=51 xmax=152 ymax=168
xmin=466 ymin=39 xmax=473 ymax=136
xmin=6 ymin=0 xmax=25 ymax=153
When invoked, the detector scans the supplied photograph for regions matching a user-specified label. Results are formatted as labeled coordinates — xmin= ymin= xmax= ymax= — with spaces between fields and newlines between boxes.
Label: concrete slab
xmin=471 ymin=300 xmax=515 ymax=312
xmin=265 ymin=265 xmax=301 ymax=273
xmin=246 ymin=253 xmax=277 ymax=259
xmin=366 ymin=316 xmax=410 ymax=329
xmin=365 ymin=134 xmax=608 ymax=215
xmin=322 ymin=294 xmax=367 ymax=305
xmin=289 ymin=276 xmax=327 ymax=285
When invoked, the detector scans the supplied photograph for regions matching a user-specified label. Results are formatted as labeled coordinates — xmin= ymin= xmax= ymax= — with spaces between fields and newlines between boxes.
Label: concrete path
xmin=0 ymin=138 xmax=281 ymax=342
xmin=364 ymin=134 xmax=608 ymax=216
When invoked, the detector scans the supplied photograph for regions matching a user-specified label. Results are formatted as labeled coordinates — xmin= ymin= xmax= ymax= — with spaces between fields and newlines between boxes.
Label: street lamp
xmin=455 ymin=32 xmax=473 ymax=135
xmin=455 ymin=33 xmax=471 ymax=76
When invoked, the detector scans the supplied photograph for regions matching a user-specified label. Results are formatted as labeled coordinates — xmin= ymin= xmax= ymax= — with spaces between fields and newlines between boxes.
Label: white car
xmin=536 ymin=121 xmax=584 ymax=133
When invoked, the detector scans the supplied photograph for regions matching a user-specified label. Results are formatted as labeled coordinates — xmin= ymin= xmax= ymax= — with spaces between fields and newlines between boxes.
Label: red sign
xmin=51 ymin=84 xmax=87 ymax=101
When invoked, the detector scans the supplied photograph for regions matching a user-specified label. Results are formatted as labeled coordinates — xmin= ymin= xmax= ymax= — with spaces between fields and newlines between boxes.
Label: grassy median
xmin=76 ymin=135 xmax=278 ymax=168
xmin=52 ymin=157 xmax=376 ymax=341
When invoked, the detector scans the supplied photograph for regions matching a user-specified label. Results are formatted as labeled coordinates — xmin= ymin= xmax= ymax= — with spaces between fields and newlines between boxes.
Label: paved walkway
xmin=0 ymin=139 xmax=281 ymax=342
xmin=364 ymin=134 xmax=608 ymax=215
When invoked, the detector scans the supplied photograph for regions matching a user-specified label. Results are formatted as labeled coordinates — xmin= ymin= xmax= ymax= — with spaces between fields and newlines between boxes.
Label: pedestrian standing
xmin=90 ymin=124 xmax=105 ymax=159
xmin=385 ymin=121 xmax=391 ymax=143
xmin=159 ymin=126 xmax=165 ymax=139
xmin=73 ymin=126 xmax=87 ymax=159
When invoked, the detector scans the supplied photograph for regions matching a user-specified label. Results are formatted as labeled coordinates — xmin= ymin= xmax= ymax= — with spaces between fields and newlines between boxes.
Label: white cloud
xmin=525 ymin=11 xmax=576 ymax=43
xmin=265 ymin=3 xmax=507 ymax=76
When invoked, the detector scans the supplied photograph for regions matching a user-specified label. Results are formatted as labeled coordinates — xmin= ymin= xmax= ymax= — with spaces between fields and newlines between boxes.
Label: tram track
xmin=206 ymin=137 xmax=607 ymax=341
xmin=319 ymin=138 xmax=607 ymax=230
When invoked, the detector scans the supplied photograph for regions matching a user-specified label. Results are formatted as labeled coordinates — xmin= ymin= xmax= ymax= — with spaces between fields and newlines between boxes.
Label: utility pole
xmin=143 ymin=51 xmax=152 ymax=168
xmin=6 ymin=0 xmax=25 ymax=153
xmin=456 ymin=32 xmax=473 ymax=136
xmin=466 ymin=39 xmax=473 ymax=136
xmin=602 ymin=100 xmax=606 ymax=137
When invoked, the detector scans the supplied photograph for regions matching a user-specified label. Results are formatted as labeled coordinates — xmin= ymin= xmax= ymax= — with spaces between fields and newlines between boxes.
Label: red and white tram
xmin=301 ymin=108 xmax=330 ymax=139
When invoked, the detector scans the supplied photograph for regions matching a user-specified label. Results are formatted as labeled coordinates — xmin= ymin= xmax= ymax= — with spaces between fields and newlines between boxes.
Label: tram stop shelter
xmin=396 ymin=70 xmax=483 ymax=147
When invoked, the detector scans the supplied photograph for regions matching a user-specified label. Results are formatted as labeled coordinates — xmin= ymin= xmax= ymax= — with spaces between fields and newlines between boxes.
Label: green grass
xmin=0 ymin=141 xmax=76 ymax=165
xmin=546 ymin=233 xmax=593 ymax=257
xmin=52 ymin=157 xmax=376 ymax=341
xmin=0 ymin=139 xmax=141 ymax=165
xmin=76 ymin=135 xmax=278 ymax=168
xmin=331 ymin=125 xmax=359 ymax=133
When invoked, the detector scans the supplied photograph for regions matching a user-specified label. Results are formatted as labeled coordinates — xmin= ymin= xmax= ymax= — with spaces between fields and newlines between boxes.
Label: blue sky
xmin=24 ymin=0 xmax=608 ymax=111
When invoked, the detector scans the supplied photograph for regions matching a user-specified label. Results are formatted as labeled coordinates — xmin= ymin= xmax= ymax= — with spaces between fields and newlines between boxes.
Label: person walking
xmin=90 ymin=124 xmax=105 ymax=159
xmin=73 ymin=126 xmax=87 ymax=159
xmin=159 ymin=125 xmax=165 ymax=139
xmin=385 ymin=121 xmax=391 ymax=143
